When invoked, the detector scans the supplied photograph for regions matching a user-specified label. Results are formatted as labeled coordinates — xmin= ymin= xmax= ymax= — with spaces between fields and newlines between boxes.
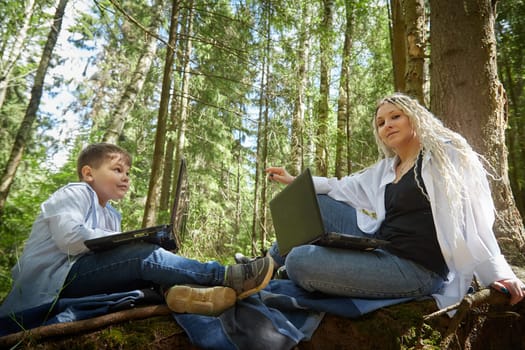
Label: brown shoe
xmin=224 ymin=256 xmax=274 ymax=299
xmin=165 ymin=285 xmax=236 ymax=316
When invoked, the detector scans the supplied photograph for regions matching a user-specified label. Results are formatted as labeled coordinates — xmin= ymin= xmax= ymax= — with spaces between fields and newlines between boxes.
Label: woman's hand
xmin=266 ymin=167 xmax=295 ymax=185
xmin=492 ymin=278 xmax=525 ymax=305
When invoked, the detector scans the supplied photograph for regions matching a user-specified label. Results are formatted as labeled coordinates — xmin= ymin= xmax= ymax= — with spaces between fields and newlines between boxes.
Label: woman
xmin=266 ymin=92 xmax=524 ymax=311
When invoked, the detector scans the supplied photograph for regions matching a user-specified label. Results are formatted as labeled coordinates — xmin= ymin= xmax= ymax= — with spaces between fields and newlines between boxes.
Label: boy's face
xmin=81 ymin=153 xmax=131 ymax=206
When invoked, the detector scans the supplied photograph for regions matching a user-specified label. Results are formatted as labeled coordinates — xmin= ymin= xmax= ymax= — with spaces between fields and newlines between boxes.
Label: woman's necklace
xmin=395 ymin=154 xmax=419 ymax=183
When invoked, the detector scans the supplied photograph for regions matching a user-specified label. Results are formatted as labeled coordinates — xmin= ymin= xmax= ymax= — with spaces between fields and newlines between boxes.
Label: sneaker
xmin=274 ymin=266 xmax=288 ymax=280
xmin=165 ymin=285 xmax=236 ymax=316
xmin=234 ymin=252 xmax=254 ymax=264
xmin=224 ymin=256 xmax=274 ymax=299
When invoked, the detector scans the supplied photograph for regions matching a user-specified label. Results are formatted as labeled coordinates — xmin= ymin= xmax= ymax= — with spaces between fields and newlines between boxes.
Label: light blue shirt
xmin=0 ymin=182 xmax=121 ymax=315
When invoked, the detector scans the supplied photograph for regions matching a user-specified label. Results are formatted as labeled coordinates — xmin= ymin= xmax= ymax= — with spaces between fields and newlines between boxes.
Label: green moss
xmin=99 ymin=328 xmax=127 ymax=347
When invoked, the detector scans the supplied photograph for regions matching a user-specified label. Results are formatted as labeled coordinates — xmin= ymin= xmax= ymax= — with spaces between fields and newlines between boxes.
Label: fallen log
xmin=1 ymin=289 xmax=523 ymax=349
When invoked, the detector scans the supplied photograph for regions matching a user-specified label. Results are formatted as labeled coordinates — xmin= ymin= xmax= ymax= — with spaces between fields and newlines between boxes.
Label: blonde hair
xmin=372 ymin=92 xmax=493 ymax=238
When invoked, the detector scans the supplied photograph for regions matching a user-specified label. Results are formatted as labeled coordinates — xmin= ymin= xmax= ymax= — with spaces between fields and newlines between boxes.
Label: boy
xmin=0 ymin=143 xmax=273 ymax=318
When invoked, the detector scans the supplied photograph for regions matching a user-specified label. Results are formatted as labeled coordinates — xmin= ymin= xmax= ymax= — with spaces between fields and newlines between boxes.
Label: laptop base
xmin=84 ymin=226 xmax=178 ymax=252
xmin=317 ymin=232 xmax=389 ymax=252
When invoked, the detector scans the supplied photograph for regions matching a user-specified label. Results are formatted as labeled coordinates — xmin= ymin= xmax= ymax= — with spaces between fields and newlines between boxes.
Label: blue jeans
xmin=61 ymin=244 xmax=225 ymax=298
xmin=269 ymin=195 xmax=444 ymax=299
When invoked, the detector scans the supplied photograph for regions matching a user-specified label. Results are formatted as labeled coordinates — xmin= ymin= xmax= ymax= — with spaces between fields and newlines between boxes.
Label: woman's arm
xmin=266 ymin=167 xmax=296 ymax=185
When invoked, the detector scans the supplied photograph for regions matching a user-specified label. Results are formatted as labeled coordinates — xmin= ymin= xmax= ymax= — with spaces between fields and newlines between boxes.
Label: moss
xmin=99 ymin=328 xmax=127 ymax=348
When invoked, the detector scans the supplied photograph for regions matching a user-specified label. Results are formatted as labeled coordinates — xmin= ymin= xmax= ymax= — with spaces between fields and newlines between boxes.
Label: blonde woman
xmin=266 ymin=93 xmax=524 ymax=311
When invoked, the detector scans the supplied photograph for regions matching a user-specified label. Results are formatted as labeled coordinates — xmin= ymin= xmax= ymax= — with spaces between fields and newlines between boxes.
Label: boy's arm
xmin=42 ymin=184 xmax=118 ymax=256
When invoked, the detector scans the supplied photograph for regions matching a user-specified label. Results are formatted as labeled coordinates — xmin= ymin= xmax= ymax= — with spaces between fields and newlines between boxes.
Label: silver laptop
xmin=84 ymin=159 xmax=188 ymax=252
xmin=269 ymin=168 xmax=389 ymax=255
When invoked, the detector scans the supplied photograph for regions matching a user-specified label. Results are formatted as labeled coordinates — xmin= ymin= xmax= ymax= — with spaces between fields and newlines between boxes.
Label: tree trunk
xmin=290 ymin=2 xmax=311 ymax=176
xmin=250 ymin=1 xmax=271 ymax=256
xmin=161 ymin=2 xmax=192 ymax=211
xmin=315 ymin=0 xmax=334 ymax=177
xmin=403 ymin=0 xmax=426 ymax=105
xmin=389 ymin=0 xmax=406 ymax=93
xmin=335 ymin=0 xmax=354 ymax=179
xmin=429 ymin=0 xmax=525 ymax=260
xmin=102 ymin=0 xmax=164 ymax=144
xmin=0 ymin=0 xmax=68 ymax=219
xmin=142 ymin=0 xmax=179 ymax=227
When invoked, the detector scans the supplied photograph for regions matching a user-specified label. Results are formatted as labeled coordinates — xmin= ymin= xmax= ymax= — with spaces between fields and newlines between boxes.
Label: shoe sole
xmin=236 ymin=258 xmax=274 ymax=300
xmin=166 ymin=285 xmax=236 ymax=315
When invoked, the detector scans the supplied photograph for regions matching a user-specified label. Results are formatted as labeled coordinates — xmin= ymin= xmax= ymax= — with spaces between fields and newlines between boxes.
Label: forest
xmin=0 ymin=0 xmax=524 ymax=309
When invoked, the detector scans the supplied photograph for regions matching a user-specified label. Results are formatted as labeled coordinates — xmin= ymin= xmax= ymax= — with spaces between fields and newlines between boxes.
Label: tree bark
xmin=0 ymin=0 xmax=68 ymax=219
xmin=403 ymin=0 xmax=426 ymax=105
xmin=335 ymin=0 xmax=354 ymax=179
xmin=429 ymin=0 xmax=525 ymax=259
xmin=389 ymin=0 xmax=406 ymax=93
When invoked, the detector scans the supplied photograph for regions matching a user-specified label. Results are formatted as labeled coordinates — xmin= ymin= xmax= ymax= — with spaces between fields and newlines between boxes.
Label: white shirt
xmin=0 ymin=183 xmax=121 ymax=315
xmin=312 ymin=146 xmax=517 ymax=310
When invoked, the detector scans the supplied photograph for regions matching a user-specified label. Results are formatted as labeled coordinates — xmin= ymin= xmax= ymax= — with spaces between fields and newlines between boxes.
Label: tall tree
xmin=289 ymin=2 xmax=312 ymax=176
xmin=315 ymin=0 xmax=334 ymax=176
xmin=335 ymin=0 xmax=355 ymax=178
xmin=429 ymin=0 xmax=525 ymax=259
xmin=0 ymin=0 xmax=69 ymax=218
xmin=388 ymin=0 xmax=426 ymax=103
xmin=161 ymin=0 xmax=194 ymax=211
xmin=389 ymin=0 xmax=406 ymax=92
xmin=251 ymin=0 xmax=272 ymax=255
xmin=142 ymin=0 xmax=180 ymax=227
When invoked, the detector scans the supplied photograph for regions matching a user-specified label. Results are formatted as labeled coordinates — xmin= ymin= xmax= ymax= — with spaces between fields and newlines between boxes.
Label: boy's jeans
xmin=269 ymin=195 xmax=444 ymax=299
xmin=61 ymin=244 xmax=226 ymax=298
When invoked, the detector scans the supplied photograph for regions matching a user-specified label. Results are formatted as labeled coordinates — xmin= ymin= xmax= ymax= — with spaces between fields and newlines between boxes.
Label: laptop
xmin=269 ymin=168 xmax=389 ymax=255
xmin=84 ymin=158 xmax=188 ymax=252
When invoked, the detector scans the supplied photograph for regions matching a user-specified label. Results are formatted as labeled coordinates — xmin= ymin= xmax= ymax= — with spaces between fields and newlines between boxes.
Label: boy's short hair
xmin=77 ymin=143 xmax=132 ymax=180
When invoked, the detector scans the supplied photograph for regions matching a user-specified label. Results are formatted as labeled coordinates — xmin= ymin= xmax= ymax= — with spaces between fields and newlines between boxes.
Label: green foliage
xmin=0 ymin=0 xmax=401 ymax=299
xmin=1 ymin=0 xmax=524 ymax=304
xmin=497 ymin=0 xmax=525 ymax=222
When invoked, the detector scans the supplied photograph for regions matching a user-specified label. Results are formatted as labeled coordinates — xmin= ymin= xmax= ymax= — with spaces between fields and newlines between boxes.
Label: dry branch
xmin=0 ymin=304 xmax=172 ymax=348
xmin=425 ymin=288 xmax=514 ymax=348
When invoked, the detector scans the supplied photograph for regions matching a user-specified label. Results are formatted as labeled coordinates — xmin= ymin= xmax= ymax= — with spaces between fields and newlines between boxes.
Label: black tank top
xmin=376 ymin=155 xmax=449 ymax=279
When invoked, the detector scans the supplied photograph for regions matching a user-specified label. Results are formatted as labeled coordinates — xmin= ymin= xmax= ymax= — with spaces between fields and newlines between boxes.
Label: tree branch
xmin=0 ymin=305 xmax=173 ymax=348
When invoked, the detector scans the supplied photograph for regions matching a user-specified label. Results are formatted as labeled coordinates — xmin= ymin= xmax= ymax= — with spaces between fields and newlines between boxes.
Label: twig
xmin=423 ymin=288 xmax=510 ymax=321
xmin=423 ymin=301 xmax=462 ymax=320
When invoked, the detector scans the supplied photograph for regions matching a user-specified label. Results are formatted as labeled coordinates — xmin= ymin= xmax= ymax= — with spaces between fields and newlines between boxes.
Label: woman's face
xmin=375 ymin=102 xmax=418 ymax=153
